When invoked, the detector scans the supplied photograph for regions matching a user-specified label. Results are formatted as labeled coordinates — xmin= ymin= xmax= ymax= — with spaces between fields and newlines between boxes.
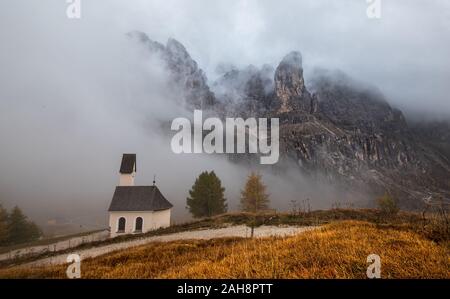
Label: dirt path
xmin=17 ymin=225 xmax=318 ymax=268
xmin=0 ymin=230 xmax=110 ymax=262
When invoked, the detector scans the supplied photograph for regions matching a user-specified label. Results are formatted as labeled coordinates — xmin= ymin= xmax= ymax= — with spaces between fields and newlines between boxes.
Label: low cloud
xmin=0 ymin=0 xmax=448 ymax=228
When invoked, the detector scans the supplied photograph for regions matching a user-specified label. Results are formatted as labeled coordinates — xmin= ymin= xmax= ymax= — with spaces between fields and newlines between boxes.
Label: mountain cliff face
xmin=128 ymin=31 xmax=215 ymax=109
xmin=130 ymin=32 xmax=450 ymax=209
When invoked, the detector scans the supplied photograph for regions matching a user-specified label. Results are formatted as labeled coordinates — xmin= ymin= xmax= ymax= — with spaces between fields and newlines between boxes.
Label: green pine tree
xmin=7 ymin=206 xmax=42 ymax=245
xmin=0 ymin=203 xmax=9 ymax=246
xmin=187 ymin=171 xmax=227 ymax=218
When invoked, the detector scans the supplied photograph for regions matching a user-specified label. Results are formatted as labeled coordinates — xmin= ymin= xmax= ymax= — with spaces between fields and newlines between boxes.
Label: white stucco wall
xmin=109 ymin=209 xmax=171 ymax=238
xmin=119 ymin=173 xmax=135 ymax=186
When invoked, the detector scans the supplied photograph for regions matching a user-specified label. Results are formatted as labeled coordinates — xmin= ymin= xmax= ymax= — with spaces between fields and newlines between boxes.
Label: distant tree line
xmin=0 ymin=204 xmax=42 ymax=246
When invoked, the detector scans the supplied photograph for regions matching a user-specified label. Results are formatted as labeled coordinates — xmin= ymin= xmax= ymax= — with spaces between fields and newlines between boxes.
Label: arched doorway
xmin=135 ymin=217 xmax=143 ymax=232
xmin=118 ymin=217 xmax=126 ymax=233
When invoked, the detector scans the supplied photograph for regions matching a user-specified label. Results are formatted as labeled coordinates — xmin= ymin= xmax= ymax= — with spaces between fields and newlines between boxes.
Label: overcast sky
xmin=2 ymin=1 xmax=450 ymax=115
xmin=0 ymin=0 xmax=449 ymax=226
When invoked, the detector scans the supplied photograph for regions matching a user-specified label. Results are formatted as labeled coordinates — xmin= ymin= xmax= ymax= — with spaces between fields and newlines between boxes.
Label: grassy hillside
xmin=1 ymin=208 xmax=436 ymax=267
xmin=1 ymin=220 xmax=448 ymax=279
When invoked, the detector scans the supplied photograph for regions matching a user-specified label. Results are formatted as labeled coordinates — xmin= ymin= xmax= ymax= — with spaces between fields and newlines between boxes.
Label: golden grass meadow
xmin=1 ymin=220 xmax=448 ymax=279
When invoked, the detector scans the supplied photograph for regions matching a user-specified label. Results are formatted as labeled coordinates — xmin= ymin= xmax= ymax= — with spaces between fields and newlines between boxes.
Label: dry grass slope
xmin=1 ymin=220 xmax=448 ymax=279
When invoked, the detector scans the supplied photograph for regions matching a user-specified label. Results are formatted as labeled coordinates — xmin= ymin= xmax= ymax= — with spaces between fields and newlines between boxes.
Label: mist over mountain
xmin=0 ymin=1 xmax=449 ymax=233
xmin=129 ymin=32 xmax=450 ymax=210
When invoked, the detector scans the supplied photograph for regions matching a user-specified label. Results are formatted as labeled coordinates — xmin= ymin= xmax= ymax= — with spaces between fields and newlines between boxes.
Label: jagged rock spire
xmin=127 ymin=31 xmax=215 ymax=109
xmin=274 ymin=51 xmax=313 ymax=113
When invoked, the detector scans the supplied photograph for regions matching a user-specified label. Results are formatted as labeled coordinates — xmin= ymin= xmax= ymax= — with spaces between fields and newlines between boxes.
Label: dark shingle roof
xmin=108 ymin=186 xmax=173 ymax=212
xmin=120 ymin=154 xmax=136 ymax=174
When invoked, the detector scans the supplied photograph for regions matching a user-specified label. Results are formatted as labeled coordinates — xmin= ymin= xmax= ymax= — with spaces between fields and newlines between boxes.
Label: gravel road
xmin=0 ymin=230 xmax=110 ymax=262
xmin=16 ymin=225 xmax=318 ymax=268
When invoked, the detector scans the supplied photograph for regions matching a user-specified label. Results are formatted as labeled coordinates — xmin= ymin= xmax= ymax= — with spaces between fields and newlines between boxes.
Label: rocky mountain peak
xmin=279 ymin=51 xmax=303 ymax=68
xmin=128 ymin=33 xmax=215 ymax=109
xmin=165 ymin=38 xmax=199 ymax=75
xmin=126 ymin=33 xmax=450 ymax=207
xmin=274 ymin=51 xmax=309 ymax=113
xmin=127 ymin=30 xmax=165 ymax=54
xmin=166 ymin=38 xmax=190 ymax=58
xmin=311 ymin=69 xmax=408 ymax=133
xmin=127 ymin=30 xmax=150 ymax=43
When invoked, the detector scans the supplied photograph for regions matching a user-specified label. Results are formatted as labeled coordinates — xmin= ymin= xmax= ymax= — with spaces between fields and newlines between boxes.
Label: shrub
xmin=376 ymin=193 xmax=399 ymax=216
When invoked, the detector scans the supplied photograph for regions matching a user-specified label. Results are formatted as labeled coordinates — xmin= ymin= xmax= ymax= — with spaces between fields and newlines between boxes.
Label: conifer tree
xmin=0 ymin=203 xmax=8 ymax=246
xmin=7 ymin=206 xmax=42 ymax=245
xmin=187 ymin=171 xmax=227 ymax=218
xmin=240 ymin=172 xmax=270 ymax=212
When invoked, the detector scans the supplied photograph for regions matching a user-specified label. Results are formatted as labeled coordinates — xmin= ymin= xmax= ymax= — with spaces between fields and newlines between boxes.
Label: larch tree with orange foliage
xmin=240 ymin=172 xmax=270 ymax=213
xmin=240 ymin=172 xmax=270 ymax=238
